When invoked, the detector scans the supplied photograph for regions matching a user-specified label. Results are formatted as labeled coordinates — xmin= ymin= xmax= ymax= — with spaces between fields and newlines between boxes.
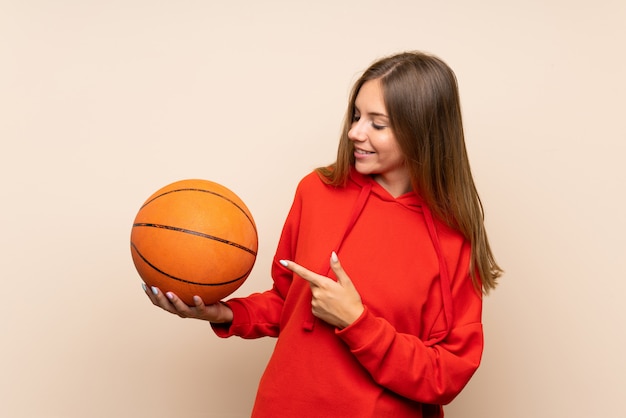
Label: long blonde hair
xmin=317 ymin=51 xmax=502 ymax=292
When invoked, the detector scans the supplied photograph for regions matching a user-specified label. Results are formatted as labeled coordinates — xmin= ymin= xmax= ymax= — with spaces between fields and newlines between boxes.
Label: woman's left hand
xmin=280 ymin=252 xmax=364 ymax=329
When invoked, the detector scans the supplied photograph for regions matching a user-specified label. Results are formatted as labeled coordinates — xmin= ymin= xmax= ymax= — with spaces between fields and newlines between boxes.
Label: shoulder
xmin=288 ymin=171 xmax=328 ymax=208
xmin=295 ymin=170 xmax=340 ymax=197
xmin=292 ymin=170 xmax=360 ymax=213
xmin=297 ymin=170 xmax=325 ymax=188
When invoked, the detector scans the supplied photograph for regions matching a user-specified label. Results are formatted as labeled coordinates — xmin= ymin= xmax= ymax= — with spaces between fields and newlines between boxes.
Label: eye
xmin=352 ymin=113 xmax=361 ymax=123
xmin=372 ymin=122 xmax=386 ymax=130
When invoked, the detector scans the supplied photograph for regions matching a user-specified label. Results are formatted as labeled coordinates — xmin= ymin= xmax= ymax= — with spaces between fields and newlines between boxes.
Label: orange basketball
xmin=130 ymin=179 xmax=258 ymax=305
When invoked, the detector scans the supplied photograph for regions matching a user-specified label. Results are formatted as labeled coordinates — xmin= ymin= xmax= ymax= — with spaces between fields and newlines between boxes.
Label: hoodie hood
xmin=303 ymin=169 xmax=454 ymax=343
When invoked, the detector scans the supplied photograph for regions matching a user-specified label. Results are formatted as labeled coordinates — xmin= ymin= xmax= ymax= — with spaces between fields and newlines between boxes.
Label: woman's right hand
xmin=142 ymin=283 xmax=234 ymax=323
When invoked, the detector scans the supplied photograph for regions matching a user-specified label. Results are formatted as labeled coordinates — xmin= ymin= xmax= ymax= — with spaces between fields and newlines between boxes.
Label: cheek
xmin=381 ymin=136 xmax=403 ymax=159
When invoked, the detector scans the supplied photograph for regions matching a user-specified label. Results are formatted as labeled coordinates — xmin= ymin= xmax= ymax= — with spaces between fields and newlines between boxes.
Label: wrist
xmin=338 ymin=304 xmax=365 ymax=329
xmin=218 ymin=302 xmax=234 ymax=323
xmin=208 ymin=302 xmax=234 ymax=324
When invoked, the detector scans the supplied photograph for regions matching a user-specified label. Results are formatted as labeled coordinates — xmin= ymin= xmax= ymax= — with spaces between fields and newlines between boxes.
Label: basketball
xmin=130 ymin=179 xmax=258 ymax=305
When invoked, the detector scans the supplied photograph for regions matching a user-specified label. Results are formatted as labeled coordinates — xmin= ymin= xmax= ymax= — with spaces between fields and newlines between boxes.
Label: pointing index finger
xmin=279 ymin=259 xmax=323 ymax=286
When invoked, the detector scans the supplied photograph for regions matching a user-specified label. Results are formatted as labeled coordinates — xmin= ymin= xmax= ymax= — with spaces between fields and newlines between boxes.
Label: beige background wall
xmin=1 ymin=1 xmax=625 ymax=417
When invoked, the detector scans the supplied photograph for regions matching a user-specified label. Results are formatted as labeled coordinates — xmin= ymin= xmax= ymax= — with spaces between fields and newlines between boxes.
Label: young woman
xmin=145 ymin=51 xmax=502 ymax=417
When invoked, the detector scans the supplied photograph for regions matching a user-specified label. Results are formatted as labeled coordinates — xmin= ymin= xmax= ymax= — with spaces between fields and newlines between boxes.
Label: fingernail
xmin=141 ymin=283 xmax=147 ymax=292
xmin=279 ymin=260 xmax=288 ymax=267
xmin=331 ymin=251 xmax=338 ymax=263
xmin=151 ymin=286 xmax=158 ymax=295
xmin=166 ymin=292 xmax=174 ymax=300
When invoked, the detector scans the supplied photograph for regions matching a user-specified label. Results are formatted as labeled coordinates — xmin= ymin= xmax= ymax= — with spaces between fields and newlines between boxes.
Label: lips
xmin=354 ymin=148 xmax=374 ymax=155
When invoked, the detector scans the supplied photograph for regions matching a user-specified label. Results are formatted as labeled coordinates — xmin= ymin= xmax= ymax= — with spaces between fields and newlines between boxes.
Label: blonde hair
xmin=317 ymin=51 xmax=502 ymax=292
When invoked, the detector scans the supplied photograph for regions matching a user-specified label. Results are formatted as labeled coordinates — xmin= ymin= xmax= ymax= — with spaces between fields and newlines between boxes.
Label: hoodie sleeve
xmin=335 ymin=239 xmax=483 ymax=405
xmin=212 ymin=181 xmax=303 ymax=339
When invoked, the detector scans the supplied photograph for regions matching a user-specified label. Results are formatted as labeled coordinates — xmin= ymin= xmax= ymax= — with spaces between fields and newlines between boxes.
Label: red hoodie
xmin=213 ymin=169 xmax=483 ymax=418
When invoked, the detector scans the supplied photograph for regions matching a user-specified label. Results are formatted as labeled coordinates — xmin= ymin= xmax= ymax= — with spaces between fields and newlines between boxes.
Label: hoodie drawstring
xmin=302 ymin=182 xmax=373 ymax=331
xmin=334 ymin=182 xmax=373 ymax=256
xmin=422 ymin=205 xmax=454 ymax=345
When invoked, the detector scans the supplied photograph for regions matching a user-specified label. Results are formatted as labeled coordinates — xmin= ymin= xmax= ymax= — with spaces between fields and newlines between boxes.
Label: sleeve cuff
xmin=210 ymin=299 xmax=250 ymax=338
xmin=335 ymin=306 xmax=383 ymax=350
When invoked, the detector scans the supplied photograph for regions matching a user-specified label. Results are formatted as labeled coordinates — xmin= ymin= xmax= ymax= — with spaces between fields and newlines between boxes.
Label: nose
xmin=348 ymin=119 xmax=367 ymax=142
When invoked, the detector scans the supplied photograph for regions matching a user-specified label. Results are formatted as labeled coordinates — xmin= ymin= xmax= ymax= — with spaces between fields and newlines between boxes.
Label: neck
xmin=373 ymin=174 xmax=412 ymax=198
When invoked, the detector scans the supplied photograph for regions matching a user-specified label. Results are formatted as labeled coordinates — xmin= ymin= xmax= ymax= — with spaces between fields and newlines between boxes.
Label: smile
xmin=355 ymin=148 xmax=374 ymax=155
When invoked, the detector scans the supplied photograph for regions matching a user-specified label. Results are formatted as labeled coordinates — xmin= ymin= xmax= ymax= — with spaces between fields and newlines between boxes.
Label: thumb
xmin=330 ymin=251 xmax=351 ymax=286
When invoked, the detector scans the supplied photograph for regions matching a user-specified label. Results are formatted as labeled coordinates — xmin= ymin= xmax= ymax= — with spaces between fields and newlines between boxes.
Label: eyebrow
xmin=354 ymin=106 xmax=389 ymax=119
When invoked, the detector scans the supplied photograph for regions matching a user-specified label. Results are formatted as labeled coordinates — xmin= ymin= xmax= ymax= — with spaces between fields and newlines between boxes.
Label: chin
xmin=354 ymin=162 xmax=375 ymax=175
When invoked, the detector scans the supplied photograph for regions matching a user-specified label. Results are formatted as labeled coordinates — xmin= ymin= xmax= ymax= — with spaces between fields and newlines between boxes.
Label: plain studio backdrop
xmin=1 ymin=1 xmax=624 ymax=417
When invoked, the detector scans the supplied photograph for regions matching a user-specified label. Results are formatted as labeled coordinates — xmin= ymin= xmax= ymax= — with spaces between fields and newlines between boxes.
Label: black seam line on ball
xmin=133 ymin=223 xmax=257 ymax=256
xmin=130 ymin=242 xmax=251 ymax=286
xmin=140 ymin=188 xmax=256 ymax=232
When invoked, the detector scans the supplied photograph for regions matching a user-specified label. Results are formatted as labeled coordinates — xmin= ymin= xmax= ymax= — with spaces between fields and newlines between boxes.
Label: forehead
xmin=355 ymin=79 xmax=387 ymax=113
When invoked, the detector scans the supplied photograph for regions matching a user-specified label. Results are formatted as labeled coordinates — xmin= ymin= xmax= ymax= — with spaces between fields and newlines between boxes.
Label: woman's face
xmin=348 ymin=79 xmax=409 ymax=196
